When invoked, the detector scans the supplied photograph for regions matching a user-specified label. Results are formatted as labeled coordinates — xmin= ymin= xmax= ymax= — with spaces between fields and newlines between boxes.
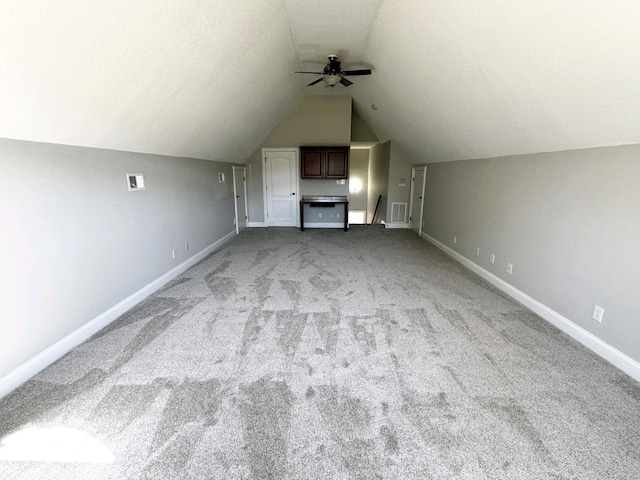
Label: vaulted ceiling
xmin=2 ymin=1 xmax=640 ymax=163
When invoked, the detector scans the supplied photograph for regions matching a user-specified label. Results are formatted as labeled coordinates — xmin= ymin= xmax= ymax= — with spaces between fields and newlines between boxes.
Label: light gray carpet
xmin=1 ymin=226 xmax=639 ymax=479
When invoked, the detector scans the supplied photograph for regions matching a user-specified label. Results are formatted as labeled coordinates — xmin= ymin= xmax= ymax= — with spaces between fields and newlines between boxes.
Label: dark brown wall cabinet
xmin=300 ymin=146 xmax=349 ymax=179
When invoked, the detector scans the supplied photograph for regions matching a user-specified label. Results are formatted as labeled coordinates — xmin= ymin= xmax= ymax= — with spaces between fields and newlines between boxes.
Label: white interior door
xmin=233 ymin=166 xmax=247 ymax=233
xmin=263 ymin=149 xmax=298 ymax=227
xmin=409 ymin=166 xmax=426 ymax=235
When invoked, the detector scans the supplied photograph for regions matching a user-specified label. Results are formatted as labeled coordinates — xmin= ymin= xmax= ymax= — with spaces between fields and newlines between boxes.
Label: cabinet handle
xmin=291 ymin=192 xmax=296 ymax=196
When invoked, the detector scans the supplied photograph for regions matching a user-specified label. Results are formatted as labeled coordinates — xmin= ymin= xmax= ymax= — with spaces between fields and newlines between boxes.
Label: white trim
xmin=301 ymin=223 xmax=346 ymax=229
xmin=385 ymin=223 xmax=410 ymax=229
xmin=421 ymin=232 xmax=640 ymax=382
xmin=409 ymin=166 xmax=427 ymax=236
xmin=247 ymin=222 xmax=267 ymax=227
xmin=232 ymin=166 xmax=248 ymax=234
xmin=0 ymin=230 xmax=237 ymax=400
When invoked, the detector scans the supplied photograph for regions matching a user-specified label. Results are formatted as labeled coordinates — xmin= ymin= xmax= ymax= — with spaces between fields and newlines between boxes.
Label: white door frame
xmin=233 ymin=166 xmax=248 ymax=234
xmin=262 ymin=148 xmax=300 ymax=227
xmin=408 ymin=166 xmax=427 ymax=236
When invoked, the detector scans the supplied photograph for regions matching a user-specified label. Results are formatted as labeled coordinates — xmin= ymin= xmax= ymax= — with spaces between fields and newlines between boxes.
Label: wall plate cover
xmin=592 ymin=305 xmax=604 ymax=323
xmin=127 ymin=173 xmax=145 ymax=191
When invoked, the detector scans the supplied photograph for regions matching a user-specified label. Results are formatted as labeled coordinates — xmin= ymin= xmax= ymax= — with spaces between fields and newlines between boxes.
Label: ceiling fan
xmin=296 ymin=55 xmax=372 ymax=87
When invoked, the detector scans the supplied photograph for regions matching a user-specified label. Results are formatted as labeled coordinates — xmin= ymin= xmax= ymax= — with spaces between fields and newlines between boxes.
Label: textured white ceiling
xmin=2 ymin=0 xmax=640 ymax=163
xmin=0 ymin=1 xmax=305 ymax=162
xmin=354 ymin=0 xmax=640 ymax=162
xmin=285 ymin=0 xmax=382 ymax=67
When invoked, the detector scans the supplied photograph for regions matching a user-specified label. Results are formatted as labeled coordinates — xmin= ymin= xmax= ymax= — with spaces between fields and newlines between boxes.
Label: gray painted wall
xmin=263 ymin=95 xmax=352 ymax=148
xmin=246 ymin=149 xmax=264 ymax=223
xmin=246 ymin=95 xmax=352 ymax=225
xmin=0 ymin=138 xmax=236 ymax=379
xmin=348 ymin=149 xmax=370 ymax=212
xmin=367 ymin=142 xmax=390 ymax=224
xmin=386 ymin=141 xmax=413 ymax=223
xmin=351 ymin=108 xmax=379 ymax=143
xmin=422 ymin=144 xmax=640 ymax=364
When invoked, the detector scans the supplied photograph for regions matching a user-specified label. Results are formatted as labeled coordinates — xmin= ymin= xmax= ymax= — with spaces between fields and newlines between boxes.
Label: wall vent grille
xmin=390 ymin=203 xmax=407 ymax=223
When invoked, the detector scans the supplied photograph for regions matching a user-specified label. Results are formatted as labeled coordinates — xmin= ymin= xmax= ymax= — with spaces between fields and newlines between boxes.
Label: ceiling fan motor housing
xmin=325 ymin=55 xmax=342 ymax=74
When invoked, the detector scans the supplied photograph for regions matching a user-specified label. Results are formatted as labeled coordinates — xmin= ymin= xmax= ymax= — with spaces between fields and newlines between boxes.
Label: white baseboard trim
xmin=385 ymin=223 xmax=410 ymax=229
xmin=301 ymin=223 xmax=346 ymax=229
xmin=0 ymin=230 xmax=237 ymax=400
xmin=421 ymin=232 xmax=640 ymax=382
xmin=247 ymin=222 xmax=266 ymax=227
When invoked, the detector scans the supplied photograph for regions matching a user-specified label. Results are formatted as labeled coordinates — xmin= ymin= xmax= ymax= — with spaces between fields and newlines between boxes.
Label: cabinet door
xmin=325 ymin=148 xmax=349 ymax=179
xmin=300 ymin=148 xmax=324 ymax=178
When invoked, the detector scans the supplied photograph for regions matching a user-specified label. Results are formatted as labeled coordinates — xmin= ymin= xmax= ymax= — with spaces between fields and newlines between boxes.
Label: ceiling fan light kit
xmin=323 ymin=74 xmax=341 ymax=87
xmin=296 ymin=55 xmax=371 ymax=87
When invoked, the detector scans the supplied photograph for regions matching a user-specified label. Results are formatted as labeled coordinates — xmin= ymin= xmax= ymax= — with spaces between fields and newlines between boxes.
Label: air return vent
xmin=390 ymin=203 xmax=407 ymax=223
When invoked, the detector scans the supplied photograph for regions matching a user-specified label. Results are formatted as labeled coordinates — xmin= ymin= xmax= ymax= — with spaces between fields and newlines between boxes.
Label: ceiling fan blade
xmin=341 ymin=69 xmax=372 ymax=76
xmin=307 ymin=77 xmax=324 ymax=86
xmin=296 ymin=71 xmax=323 ymax=74
xmin=339 ymin=77 xmax=353 ymax=87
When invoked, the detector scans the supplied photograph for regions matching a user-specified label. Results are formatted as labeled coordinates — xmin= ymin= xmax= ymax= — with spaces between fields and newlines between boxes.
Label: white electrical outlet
xmin=172 ymin=249 xmax=176 ymax=259
xmin=475 ymin=247 xmax=480 ymax=256
xmin=506 ymin=263 xmax=513 ymax=274
xmin=490 ymin=254 xmax=495 ymax=264
xmin=453 ymin=236 xmax=457 ymax=244
xmin=592 ymin=305 xmax=604 ymax=323
xmin=318 ymin=212 xmax=322 ymax=218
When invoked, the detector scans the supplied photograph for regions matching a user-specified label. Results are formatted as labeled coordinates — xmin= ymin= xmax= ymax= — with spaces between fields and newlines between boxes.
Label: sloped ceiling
xmin=2 ymin=1 xmax=640 ymax=163
xmin=0 ymin=1 xmax=305 ymax=162
xmin=354 ymin=0 xmax=640 ymax=162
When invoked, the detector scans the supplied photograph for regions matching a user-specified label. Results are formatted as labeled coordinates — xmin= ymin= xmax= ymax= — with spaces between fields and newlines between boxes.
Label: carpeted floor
xmin=1 ymin=226 xmax=639 ymax=479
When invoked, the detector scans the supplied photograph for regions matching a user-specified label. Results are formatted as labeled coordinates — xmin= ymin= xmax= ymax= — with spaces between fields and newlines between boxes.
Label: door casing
xmin=233 ymin=166 xmax=248 ymax=234
xmin=409 ymin=166 xmax=427 ymax=236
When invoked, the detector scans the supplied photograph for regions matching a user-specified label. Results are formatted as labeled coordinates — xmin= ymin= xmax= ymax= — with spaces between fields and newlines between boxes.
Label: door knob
xmin=291 ymin=192 xmax=296 ymax=195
